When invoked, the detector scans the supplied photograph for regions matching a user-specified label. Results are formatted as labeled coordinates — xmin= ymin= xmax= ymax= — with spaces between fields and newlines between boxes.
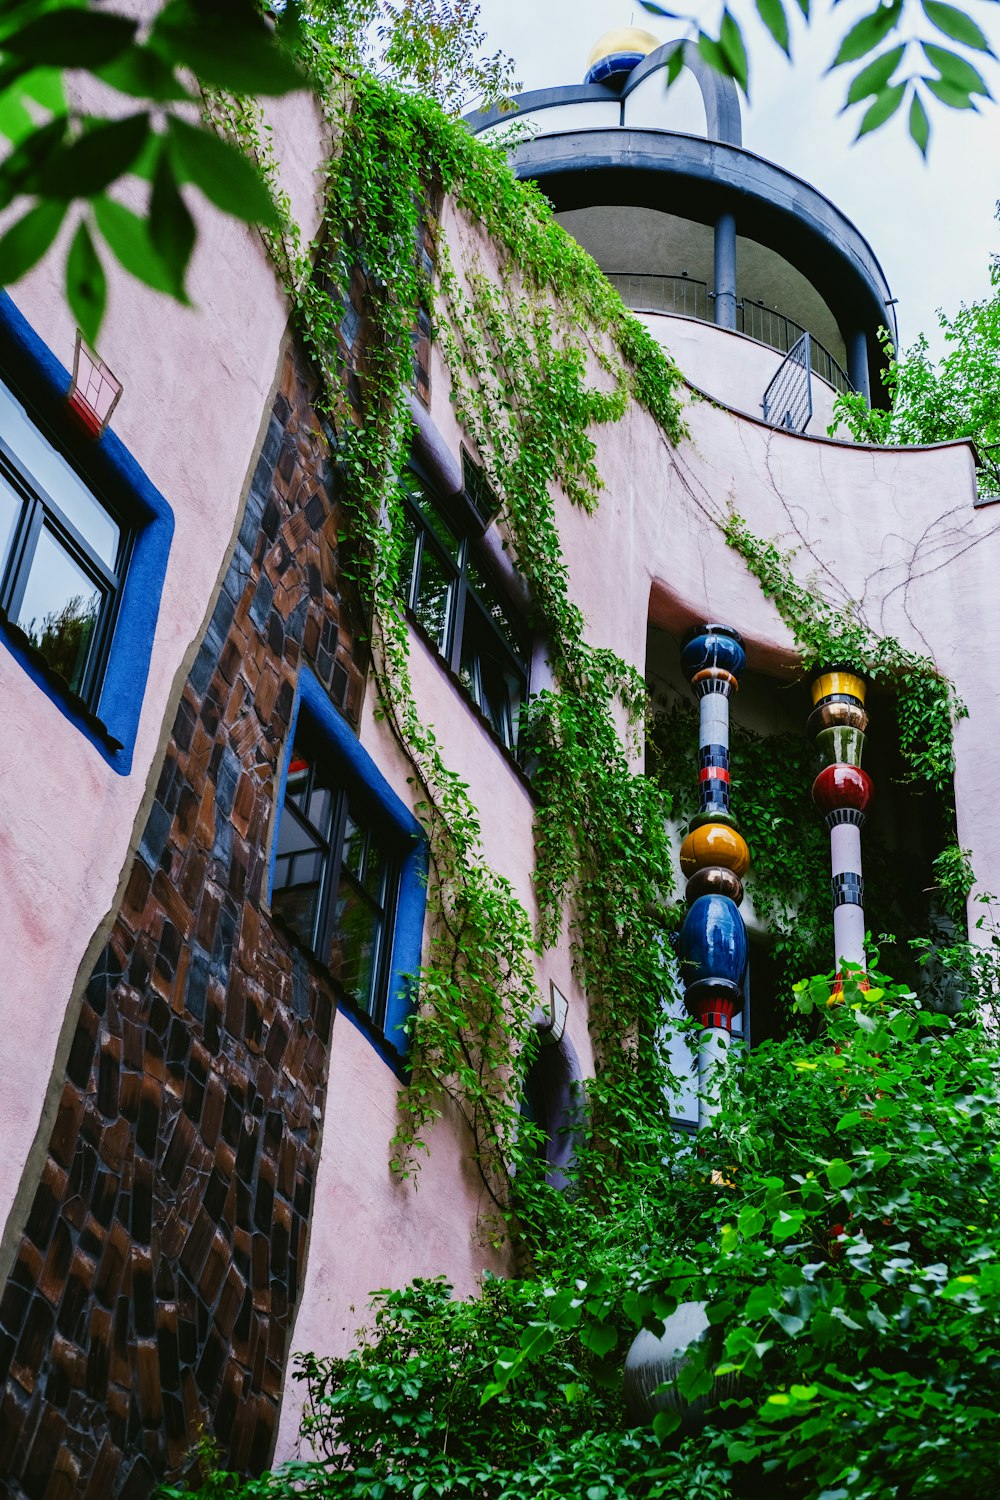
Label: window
xmin=0 ymin=294 xmax=173 ymax=774
xmin=398 ymin=464 xmax=529 ymax=752
xmin=0 ymin=420 xmax=127 ymax=709
xmin=269 ymin=670 xmax=427 ymax=1059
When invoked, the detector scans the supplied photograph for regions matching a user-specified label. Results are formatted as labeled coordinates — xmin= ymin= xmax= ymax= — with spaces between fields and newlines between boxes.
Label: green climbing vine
xmin=211 ymin=32 xmax=974 ymax=1244
xmin=210 ymin=51 xmax=694 ymax=1238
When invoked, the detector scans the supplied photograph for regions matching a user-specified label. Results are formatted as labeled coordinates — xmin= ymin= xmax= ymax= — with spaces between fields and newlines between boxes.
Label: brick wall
xmin=0 ymin=341 xmax=370 ymax=1497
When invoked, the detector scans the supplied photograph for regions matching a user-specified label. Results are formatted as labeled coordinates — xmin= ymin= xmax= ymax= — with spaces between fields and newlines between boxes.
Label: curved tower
xmin=468 ymin=37 xmax=899 ymax=429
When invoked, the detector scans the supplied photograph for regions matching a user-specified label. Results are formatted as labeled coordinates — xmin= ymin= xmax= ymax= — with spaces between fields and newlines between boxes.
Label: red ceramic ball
xmin=811 ymin=763 xmax=873 ymax=817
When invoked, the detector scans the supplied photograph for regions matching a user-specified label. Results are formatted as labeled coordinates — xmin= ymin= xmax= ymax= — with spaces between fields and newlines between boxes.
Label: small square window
xmin=0 ymin=294 xmax=174 ymax=774
xmin=0 ymin=433 xmax=126 ymax=709
xmin=269 ymin=671 xmax=428 ymax=1062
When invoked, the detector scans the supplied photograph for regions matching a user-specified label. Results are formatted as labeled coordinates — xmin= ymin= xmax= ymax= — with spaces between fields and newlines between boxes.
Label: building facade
xmin=0 ymin=33 xmax=996 ymax=1496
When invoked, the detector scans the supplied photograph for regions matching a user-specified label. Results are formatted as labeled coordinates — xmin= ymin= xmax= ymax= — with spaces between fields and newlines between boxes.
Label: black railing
xmin=738 ymin=300 xmax=852 ymax=396
xmin=762 ymin=334 xmax=812 ymax=433
xmin=606 ymin=271 xmax=853 ymax=396
xmin=605 ymin=271 xmax=709 ymax=321
xmin=978 ymin=442 xmax=1000 ymax=499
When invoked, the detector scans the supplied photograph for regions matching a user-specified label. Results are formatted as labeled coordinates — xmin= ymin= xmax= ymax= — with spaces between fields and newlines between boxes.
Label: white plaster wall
xmin=638 ymin=313 xmax=842 ymax=435
xmin=0 ymin=87 xmax=327 ymax=1240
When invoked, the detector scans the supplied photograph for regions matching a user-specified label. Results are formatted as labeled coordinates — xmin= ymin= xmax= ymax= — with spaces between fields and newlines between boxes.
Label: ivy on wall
xmin=211 ymin=51 xmax=971 ymax=1245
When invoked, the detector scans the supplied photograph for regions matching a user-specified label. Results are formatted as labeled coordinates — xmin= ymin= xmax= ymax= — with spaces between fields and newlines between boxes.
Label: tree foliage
xmin=832 ymin=217 xmax=1000 ymax=495
xmin=0 ymin=0 xmax=310 ymax=339
xmin=161 ymin=966 xmax=1000 ymax=1500
xmin=639 ymin=0 xmax=1000 ymax=155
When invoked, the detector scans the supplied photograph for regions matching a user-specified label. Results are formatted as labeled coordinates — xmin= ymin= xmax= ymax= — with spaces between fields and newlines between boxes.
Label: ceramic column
xmin=677 ymin=625 xmax=749 ymax=1126
xmin=808 ymin=669 xmax=873 ymax=977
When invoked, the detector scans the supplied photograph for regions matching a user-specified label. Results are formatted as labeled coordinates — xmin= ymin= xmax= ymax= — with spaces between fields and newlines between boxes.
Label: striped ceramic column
xmin=677 ymin=625 xmax=749 ymax=1124
xmin=809 ymin=669 xmax=873 ymax=976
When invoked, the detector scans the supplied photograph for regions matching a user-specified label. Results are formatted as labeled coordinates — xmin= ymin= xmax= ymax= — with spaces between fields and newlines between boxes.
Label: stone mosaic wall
xmin=0 ymin=340 xmax=370 ymax=1496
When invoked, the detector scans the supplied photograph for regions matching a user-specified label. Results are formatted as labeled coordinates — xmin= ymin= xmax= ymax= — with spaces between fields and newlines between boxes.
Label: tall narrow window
xmin=272 ymin=732 xmax=398 ymax=1029
xmin=398 ymin=465 xmax=529 ymax=752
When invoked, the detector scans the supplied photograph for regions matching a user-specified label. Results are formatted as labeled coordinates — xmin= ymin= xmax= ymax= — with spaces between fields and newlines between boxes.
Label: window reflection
xmin=15 ymin=527 xmax=102 ymax=695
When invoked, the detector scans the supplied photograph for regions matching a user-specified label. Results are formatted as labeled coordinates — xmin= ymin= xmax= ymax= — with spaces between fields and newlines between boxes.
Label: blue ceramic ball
xmin=679 ymin=624 xmax=746 ymax=683
xmin=679 ymin=894 xmax=748 ymax=988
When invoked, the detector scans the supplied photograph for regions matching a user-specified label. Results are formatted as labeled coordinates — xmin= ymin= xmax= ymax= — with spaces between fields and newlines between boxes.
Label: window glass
xmin=15 ymin=526 xmax=102 ymax=694
xmin=413 ymin=542 xmax=453 ymax=650
xmin=272 ymin=806 xmax=327 ymax=949
xmin=0 ymin=380 xmax=119 ymax=568
xmin=273 ymin=727 xmax=399 ymax=1030
xmin=331 ymin=874 xmax=384 ymax=1019
xmin=0 ymin=472 xmax=23 ymax=577
xmin=466 ymin=560 xmax=525 ymax=657
xmin=399 ymin=465 xmax=529 ymax=754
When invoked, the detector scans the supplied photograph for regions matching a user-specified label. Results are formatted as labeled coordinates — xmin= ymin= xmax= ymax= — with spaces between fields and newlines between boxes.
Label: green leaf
xmin=719 ymin=10 xmax=750 ymax=94
xmin=66 ymin=218 xmax=105 ymax=344
xmin=35 ymin=113 xmax=149 ymax=199
xmin=96 ymin=45 xmax=193 ymax=104
xmin=755 ymin=0 xmax=791 ymax=57
xmin=581 ymin=1321 xmax=618 ymax=1357
xmin=150 ymin=0 xmax=305 ymax=96
xmin=652 ymin=1407 xmax=681 ymax=1439
xmin=922 ymin=1 xmax=994 ymax=52
xmin=167 ymin=118 xmax=278 ymax=227
xmin=924 ymin=75 xmax=978 ymax=106
xmin=855 ymin=77 xmax=905 ymax=133
xmin=93 ymin=196 xmax=180 ymax=298
xmin=0 ymin=115 xmax=67 ymax=211
xmin=19 ymin=66 xmax=65 ymax=114
xmin=739 ymin=1205 xmax=765 ymax=1238
xmin=3 ymin=9 xmax=136 ymax=67
xmin=0 ymin=198 xmax=66 ymax=284
xmin=0 ymin=90 xmax=33 ymax=144
xmin=922 ymin=42 xmax=992 ymax=95
xmin=836 ymin=1109 xmax=862 ymax=1132
xmin=826 ymin=1159 xmax=853 ymax=1188
xmin=845 ymin=44 xmax=906 ymax=104
xmin=150 ymin=147 xmax=195 ymax=297
xmin=697 ymin=32 xmax=732 ymax=79
xmin=665 ymin=45 xmax=686 ymax=86
xmin=832 ymin=5 xmax=903 ymax=69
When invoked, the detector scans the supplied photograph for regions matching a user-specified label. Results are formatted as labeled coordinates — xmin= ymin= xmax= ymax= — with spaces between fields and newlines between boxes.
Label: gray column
xmin=847 ymin=329 xmax=871 ymax=404
xmin=713 ymin=212 xmax=737 ymax=330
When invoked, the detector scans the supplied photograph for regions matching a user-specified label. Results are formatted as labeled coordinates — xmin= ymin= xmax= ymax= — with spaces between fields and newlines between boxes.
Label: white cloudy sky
xmin=474 ymin=0 xmax=1000 ymax=355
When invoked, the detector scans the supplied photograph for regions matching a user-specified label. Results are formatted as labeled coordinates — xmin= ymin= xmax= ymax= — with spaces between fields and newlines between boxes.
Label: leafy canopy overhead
xmin=0 ymin=0 xmax=996 ymax=341
xmin=639 ymin=0 xmax=999 ymax=154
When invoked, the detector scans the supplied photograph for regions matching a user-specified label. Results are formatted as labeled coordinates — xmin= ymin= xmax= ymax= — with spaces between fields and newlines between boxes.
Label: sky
xmin=473 ymin=0 xmax=1000 ymax=356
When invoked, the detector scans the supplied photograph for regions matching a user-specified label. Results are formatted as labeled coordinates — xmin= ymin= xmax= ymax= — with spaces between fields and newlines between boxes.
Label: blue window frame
xmin=269 ymin=669 xmax=427 ymax=1066
xmin=0 ymin=293 xmax=173 ymax=775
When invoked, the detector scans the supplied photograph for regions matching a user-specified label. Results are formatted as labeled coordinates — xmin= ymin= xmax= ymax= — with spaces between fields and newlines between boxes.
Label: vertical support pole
xmin=677 ymin=625 xmax=748 ymax=1127
xmin=846 ymin=329 xmax=871 ymax=405
xmin=808 ymin=669 xmax=873 ymax=984
xmin=713 ymin=213 xmax=737 ymax=331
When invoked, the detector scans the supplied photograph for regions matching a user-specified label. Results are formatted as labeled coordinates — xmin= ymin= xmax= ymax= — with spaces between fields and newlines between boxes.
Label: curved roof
xmin=466 ymin=43 xmax=898 ymax=394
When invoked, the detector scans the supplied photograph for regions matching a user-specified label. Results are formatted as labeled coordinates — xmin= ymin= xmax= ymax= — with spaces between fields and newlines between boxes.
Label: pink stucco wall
xmin=0 ymin=93 xmax=996 ymax=1470
xmin=0 ymin=88 xmax=327 ymax=1252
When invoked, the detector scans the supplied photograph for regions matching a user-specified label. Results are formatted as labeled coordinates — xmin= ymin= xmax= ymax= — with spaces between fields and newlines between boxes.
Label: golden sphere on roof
xmin=585 ymin=26 xmax=661 ymax=73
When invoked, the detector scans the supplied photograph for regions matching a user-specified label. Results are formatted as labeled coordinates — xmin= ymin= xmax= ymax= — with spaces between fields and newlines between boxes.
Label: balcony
xmin=606 ymin=272 xmax=853 ymax=397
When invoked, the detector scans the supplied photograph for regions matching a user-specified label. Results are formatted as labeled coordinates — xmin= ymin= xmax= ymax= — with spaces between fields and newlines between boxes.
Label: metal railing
xmin=738 ymin=300 xmax=852 ymax=396
xmin=762 ymin=333 xmax=813 ymax=433
xmin=605 ymin=272 xmax=709 ymax=321
xmin=606 ymin=271 xmax=853 ymax=396
xmin=977 ymin=441 xmax=1000 ymax=500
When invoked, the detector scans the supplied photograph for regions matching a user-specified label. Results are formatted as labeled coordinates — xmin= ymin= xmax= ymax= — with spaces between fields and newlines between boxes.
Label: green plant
xmin=639 ymin=0 xmax=999 ymax=153
xmin=832 ymin=215 xmax=1000 ymax=495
